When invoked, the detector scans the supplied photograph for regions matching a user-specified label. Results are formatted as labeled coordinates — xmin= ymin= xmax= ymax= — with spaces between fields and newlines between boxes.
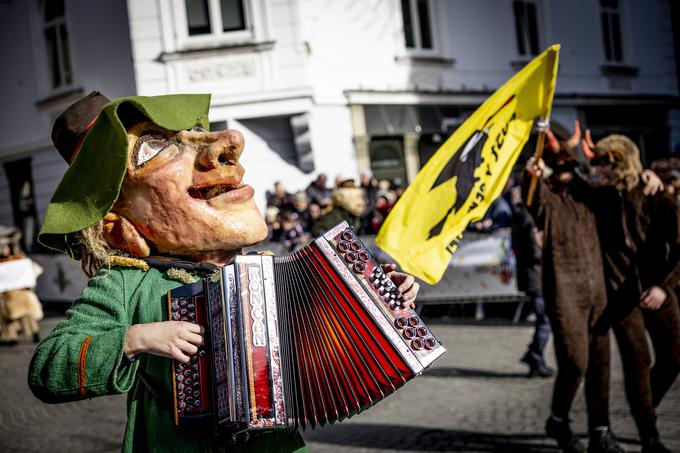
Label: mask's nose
xmin=195 ymin=129 xmax=245 ymax=170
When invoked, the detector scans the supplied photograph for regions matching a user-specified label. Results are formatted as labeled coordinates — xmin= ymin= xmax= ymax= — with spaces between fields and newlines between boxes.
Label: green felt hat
xmin=39 ymin=92 xmax=211 ymax=258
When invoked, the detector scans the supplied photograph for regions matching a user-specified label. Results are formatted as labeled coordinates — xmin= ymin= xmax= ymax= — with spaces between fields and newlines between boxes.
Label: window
xmin=42 ymin=0 xmax=72 ymax=90
xmin=401 ymin=0 xmax=435 ymax=51
xmin=600 ymin=0 xmax=624 ymax=62
xmin=184 ymin=0 xmax=247 ymax=37
xmin=513 ymin=0 xmax=540 ymax=56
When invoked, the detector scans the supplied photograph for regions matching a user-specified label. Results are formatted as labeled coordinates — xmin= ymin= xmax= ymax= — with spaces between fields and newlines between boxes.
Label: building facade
xmin=0 ymin=0 xmax=678 ymax=298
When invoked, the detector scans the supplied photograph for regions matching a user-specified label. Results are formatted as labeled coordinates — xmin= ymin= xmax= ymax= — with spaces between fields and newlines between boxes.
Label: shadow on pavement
xmin=423 ymin=366 xmax=528 ymax=379
xmin=304 ymin=423 xmax=560 ymax=452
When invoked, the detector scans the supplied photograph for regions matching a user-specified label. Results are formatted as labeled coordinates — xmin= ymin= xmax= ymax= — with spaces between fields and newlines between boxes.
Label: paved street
xmin=1 ymin=312 xmax=678 ymax=452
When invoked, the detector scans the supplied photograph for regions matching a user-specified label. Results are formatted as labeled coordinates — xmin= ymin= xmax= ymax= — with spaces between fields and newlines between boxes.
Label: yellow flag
xmin=375 ymin=44 xmax=560 ymax=284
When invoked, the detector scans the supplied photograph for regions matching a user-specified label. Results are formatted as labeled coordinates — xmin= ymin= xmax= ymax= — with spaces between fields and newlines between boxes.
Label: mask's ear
xmin=102 ymin=212 xmax=151 ymax=258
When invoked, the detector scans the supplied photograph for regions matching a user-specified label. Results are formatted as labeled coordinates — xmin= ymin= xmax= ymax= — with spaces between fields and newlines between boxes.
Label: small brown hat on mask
xmin=51 ymin=91 xmax=111 ymax=164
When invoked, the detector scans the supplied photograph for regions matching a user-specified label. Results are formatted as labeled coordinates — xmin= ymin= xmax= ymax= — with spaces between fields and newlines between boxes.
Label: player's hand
xmin=641 ymin=170 xmax=664 ymax=196
xmin=125 ymin=321 xmax=204 ymax=363
xmin=382 ymin=263 xmax=420 ymax=309
xmin=640 ymin=286 xmax=667 ymax=311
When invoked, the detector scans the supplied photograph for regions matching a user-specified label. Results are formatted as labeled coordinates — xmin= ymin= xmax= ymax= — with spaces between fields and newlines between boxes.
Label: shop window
xmin=600 ymin=0 xmax=624 ymax=62
xmin=513 ymin=0 xmax=540 ymax=56
xmin=401 ymin=0 xmax=436 ymax=52
xmin=42 ymin=0 xmax=73 ymax=90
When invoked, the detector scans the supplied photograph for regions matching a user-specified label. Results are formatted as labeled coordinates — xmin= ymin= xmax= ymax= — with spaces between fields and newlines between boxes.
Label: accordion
xmin=167 ymin=221 xmax=445 ymax=433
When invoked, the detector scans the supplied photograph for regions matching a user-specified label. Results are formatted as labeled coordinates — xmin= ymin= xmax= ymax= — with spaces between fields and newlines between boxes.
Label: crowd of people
xmin=263 ymin=172 xmax=406 ymax=250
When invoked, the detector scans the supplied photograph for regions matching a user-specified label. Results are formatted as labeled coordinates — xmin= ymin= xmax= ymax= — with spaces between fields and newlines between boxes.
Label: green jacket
xmin=28 ymin=266 xmax=306 ymax=453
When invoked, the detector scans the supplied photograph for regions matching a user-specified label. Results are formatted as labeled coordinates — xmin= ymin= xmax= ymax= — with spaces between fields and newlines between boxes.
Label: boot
xmin=641 ymin=437 xmax=673 ymax=453
xmin=588 ymin=427 xmax=624 ymax=453
xmin=546 ymin=416 xmax=586 ymax=453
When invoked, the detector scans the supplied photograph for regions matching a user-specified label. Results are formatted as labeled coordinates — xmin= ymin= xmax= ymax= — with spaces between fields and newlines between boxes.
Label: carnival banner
xmin=376 ymin=45 xmax=560 ymax=284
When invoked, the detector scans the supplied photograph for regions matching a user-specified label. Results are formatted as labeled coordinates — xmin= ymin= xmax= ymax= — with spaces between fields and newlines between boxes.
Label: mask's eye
xmin=134 ymin=134 xmax=169 ymax=167
xmin=190 ymin=125 xmax=206 ymax=133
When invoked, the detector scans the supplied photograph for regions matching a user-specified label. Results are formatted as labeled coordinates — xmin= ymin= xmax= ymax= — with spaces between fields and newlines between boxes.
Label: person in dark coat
xmin=585 ymin=134 xmax=680 ymax=453
xmin=510 ymin=186 xmax=552 ymax=377
xmin=525 ymin=127 xmax=622 ymax=453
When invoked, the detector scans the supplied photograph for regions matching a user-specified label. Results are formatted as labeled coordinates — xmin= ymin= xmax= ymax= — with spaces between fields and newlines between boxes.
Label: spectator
xmin=306 ymin=173 xmax=333 ymax=209
xmin=312 ymin=179 xmax=366 ymax=236
xmin=266 ymin=181 xmax=294 ymax=213
xmin=510 ymin=187 xmax=553 ymax=378
xmin=291 ymin=191 xmax=311 ymax=233
xmin=279 ymin=214 xmax=309 ymax=252
xmin=360 ymin=170 xmax=379 ymax=234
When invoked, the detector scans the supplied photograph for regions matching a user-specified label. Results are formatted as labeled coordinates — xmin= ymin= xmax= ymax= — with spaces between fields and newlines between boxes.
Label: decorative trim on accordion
xmin=315 ymin=235 xmax=425 ymax=374
xmin=262 ymin=256 xmax=287 ymax=427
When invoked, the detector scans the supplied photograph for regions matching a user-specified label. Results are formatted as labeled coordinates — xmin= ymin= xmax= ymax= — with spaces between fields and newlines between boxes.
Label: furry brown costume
xmin=526 ymin=140 xmax=614 ymax=453
xmin=589 ymin=135 xmax=680 ymax=450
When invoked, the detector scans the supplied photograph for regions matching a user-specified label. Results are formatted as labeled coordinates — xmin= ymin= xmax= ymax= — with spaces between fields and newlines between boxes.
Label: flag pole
xmin=526 ymin=118 xmax=549 ymax=207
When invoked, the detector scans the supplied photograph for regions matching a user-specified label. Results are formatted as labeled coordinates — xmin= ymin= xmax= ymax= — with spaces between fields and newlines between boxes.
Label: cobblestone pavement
xmin=1 ymin=314 xmax=678 ymax=452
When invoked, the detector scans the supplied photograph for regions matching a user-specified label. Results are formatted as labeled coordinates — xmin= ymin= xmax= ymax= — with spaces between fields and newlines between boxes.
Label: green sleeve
xmin=28 ymin=267 xmax=139 ymax=403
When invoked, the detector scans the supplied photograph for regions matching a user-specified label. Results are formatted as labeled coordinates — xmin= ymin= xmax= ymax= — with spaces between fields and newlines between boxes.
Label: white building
xmin=0 ymin=0 xmax=678 ymax=298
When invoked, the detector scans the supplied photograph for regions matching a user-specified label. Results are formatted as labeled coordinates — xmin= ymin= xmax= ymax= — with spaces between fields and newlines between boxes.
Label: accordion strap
xmin=142 ymin=256 xmax=218 ymax=274
xmin=137 ymin=368 xmax=172 ymax=409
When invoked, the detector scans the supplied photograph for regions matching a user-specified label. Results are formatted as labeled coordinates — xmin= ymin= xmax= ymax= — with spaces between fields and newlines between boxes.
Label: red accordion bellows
xmin=168 ymin=221 xmax=445 ymax=433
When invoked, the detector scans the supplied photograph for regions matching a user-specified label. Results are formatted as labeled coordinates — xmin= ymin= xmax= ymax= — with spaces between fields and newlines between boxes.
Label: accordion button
xmin=403 ymin=327 xmax=416 ymax=339
xmin=188 ymin=313 xmax=195 ymax=320
xmin=192 ymin=373 xmax=199 ymax=381
xmin=338 ymin=241 xmax=350 ymax=252
xmin=180 ymin=308 xmax=187 ymax=315
xmin=171 ymin=302 xmax=179 ymax=311
xmin=186 ymin=396 xmax=193 ymax=404
xmin=409 ymin=316 xmax=420 ymax=327
xmin=379 ymin=287 xmax=387 ymax=295
xmin=188 ymin=303 xmax=195 ymax=310
xmin=425 ymin=338 xmax=437 ymax=350
xmin=191 ymin=355 xmax=198 ymax=362
xmin=416 ymin=326 xmax=429 ymax=338
xmin=184 ymin=369 xmax=191 ymax=377
xmin=389 ymin=302 xmax=398 ymax=310
xmin=194 ymin=391 xmax=201 ymax=398
xmin=358 ymin=251 xmax=370 ymax=262
xmin=178 ymin=401 xmax=186 ymax=409
xmin=172 ymin=313 xmax=181 ymax=321
xmin=180 ymin=299 xmax=187 ymax=308
xmin=199 ymin=350 xmax=206 ymax=358
xmin=353 ymin=262 xmax=366 ymax=273
xmin=177 ymin=383 xmax=185 ymax=391
xmin=350 ymin=240 xmax=362 ymax=251
xmin=345 ymin=251 xmax=358 ymax=263
xmin=192 ymin=363 xmax=199 ymax=371
xmin=185 ymin=406 xmax=192 ymax=413
xmin=185 ymin=379 xmax=192 ymax=386
xmin=194 ymin=400 xmax=202 ymax=407
xmin=411 ymin=338 xmax=425 ymax=350
xmin=176 ymin=374 xmax=184 ymax=382
xmin=341 ymin=229 xmax=354 ymax=241
xmin=395 ymin=317 xmax=408 ymax=328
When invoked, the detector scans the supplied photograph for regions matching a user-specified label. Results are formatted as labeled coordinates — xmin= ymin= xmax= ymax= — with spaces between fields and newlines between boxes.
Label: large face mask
xmin=113 ymin=121 xmax=268 ymax=256
xmin=334 ymin=187 xmax=367 ymax=217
